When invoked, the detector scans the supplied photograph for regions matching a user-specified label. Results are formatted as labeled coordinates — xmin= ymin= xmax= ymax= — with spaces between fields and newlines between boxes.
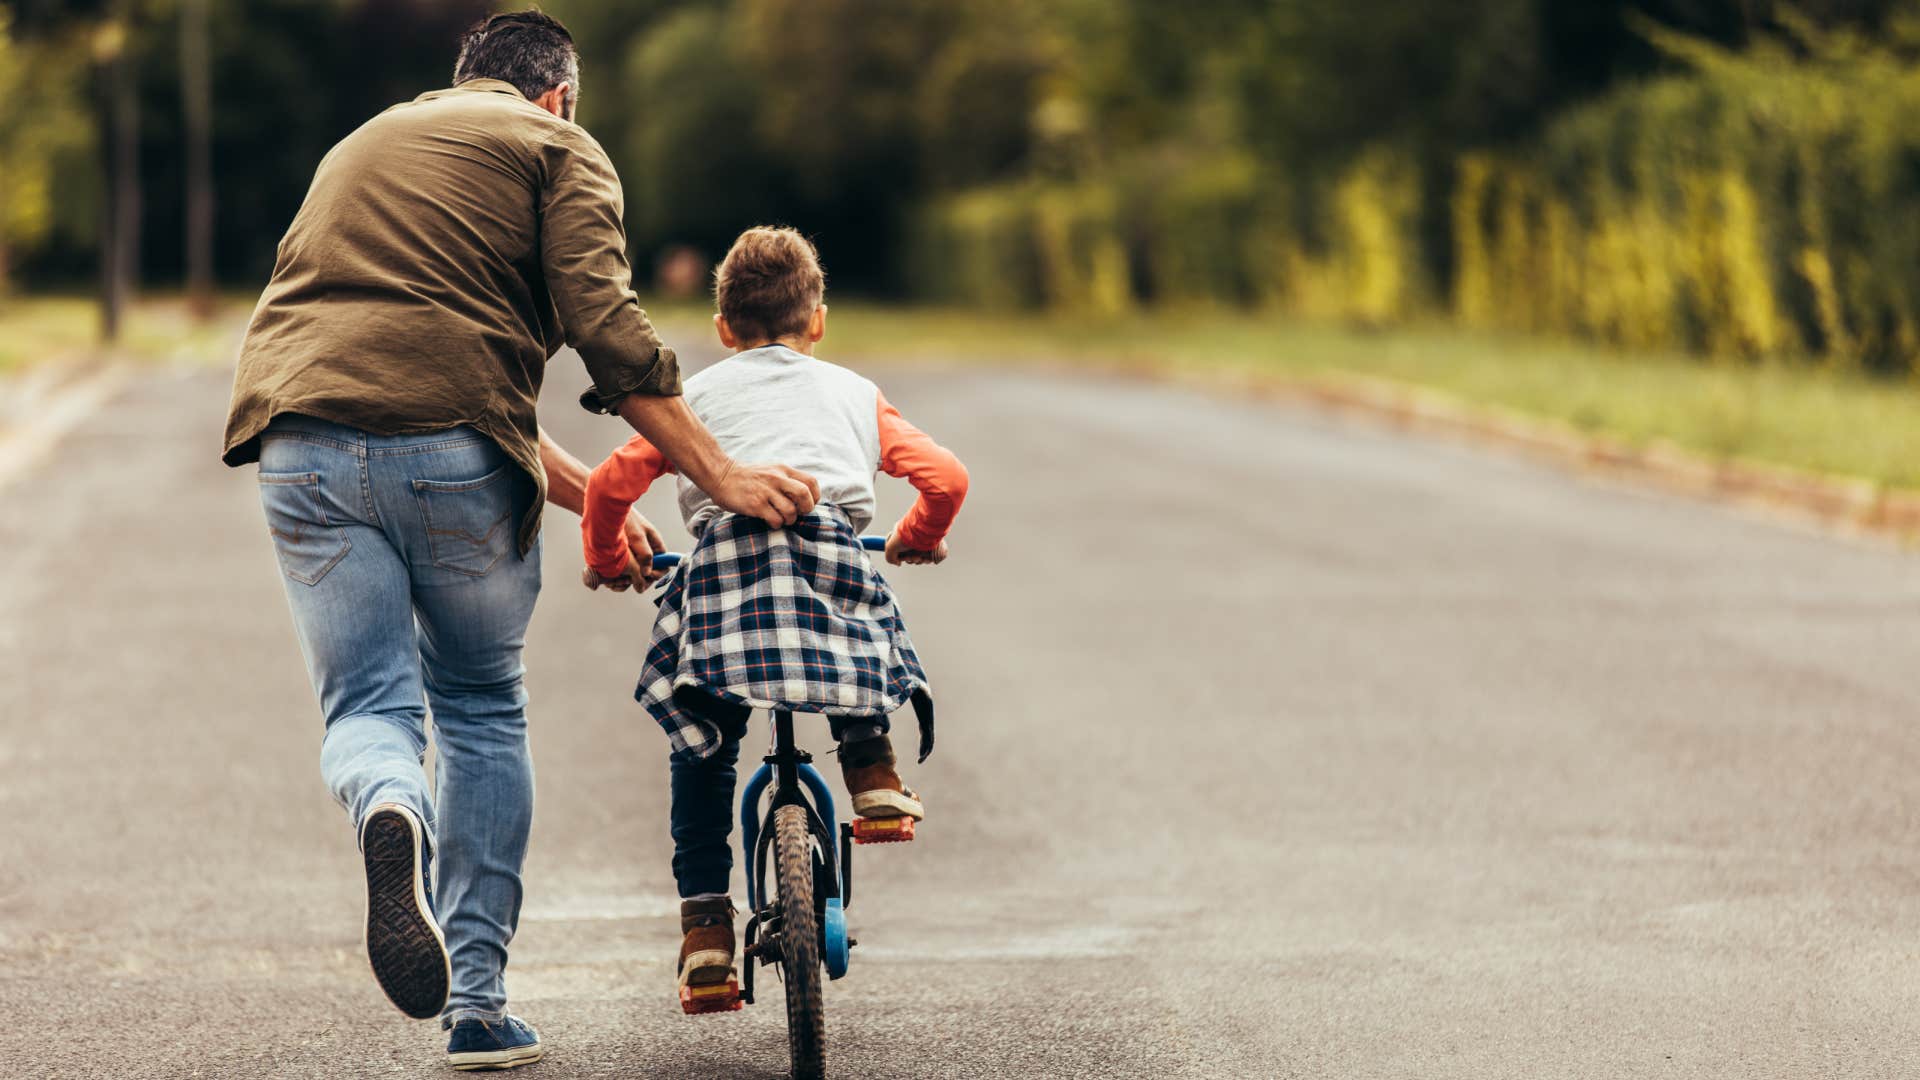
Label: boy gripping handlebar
xmin=578 ymin=226 xmax=968 ymax=999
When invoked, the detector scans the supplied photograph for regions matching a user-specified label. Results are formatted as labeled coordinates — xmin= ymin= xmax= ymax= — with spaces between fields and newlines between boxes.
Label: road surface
xmin=4 ymin=337 xmax=1920 ymax=1078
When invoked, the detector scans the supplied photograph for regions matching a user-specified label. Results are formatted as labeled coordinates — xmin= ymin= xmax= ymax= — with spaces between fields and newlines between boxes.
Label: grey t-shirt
xmin=678 ymin=345 xmax=885 ymax=535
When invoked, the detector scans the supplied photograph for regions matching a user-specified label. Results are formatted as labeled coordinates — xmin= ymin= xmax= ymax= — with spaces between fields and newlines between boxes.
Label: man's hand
xmin=615 ymin=394 xmax=819 ymax=529
xmin=712 ymin=462 xmax=821 ymax=528
xmin=885 ymin=531 xmax=949 ymax=566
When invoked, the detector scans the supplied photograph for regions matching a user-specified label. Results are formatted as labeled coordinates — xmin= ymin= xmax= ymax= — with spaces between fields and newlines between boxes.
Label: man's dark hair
xmin=453 ymin=10 xmax=579 ymax=108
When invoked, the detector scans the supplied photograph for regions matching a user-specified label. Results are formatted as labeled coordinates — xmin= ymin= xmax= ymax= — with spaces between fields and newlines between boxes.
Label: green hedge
xmin=911 ymin=47 xmax=1920 ymax=373
xmin=1457 ymin=53 xmax=1920 ymax=371
xmin=914 ymin=148 xmax=1429 ymax=325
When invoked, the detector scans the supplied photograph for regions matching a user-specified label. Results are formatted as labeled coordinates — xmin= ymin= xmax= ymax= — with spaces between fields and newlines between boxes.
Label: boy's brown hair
xmin=714 ymin=226 xmax=825 ymax=343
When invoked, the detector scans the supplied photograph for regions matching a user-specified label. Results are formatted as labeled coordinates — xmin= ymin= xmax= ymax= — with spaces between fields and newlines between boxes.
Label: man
xmin=221 ymin=11 xmax=818 ymax=1070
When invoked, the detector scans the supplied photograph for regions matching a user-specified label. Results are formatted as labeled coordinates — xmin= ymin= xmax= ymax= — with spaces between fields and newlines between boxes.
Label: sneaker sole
xmin=851 ymin=788 xmax=924 ymax=821
xmin=361 ymin=806 xmax=451 ymax=1020
xmin=448 ymin=1043 xmax=545 ymax=1071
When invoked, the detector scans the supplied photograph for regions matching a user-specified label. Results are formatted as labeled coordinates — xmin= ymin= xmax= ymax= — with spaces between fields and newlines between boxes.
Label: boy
xmin=579 ymin=226 xmax=969 ymax=997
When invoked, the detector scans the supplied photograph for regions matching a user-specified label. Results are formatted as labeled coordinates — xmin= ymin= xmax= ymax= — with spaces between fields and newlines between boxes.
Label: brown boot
xmin=677 ymin=896 xmax=736 ymax=989
xmin=840 ymin=734 xmax=925 ymax=821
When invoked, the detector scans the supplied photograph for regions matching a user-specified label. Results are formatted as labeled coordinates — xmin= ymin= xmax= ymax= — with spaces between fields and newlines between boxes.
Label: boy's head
xmin=713 ymin=226 xmax=827 ymax=352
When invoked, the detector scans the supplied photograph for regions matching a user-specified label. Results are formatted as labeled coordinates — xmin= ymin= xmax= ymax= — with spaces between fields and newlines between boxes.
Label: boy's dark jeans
xmin=669 ymin=695 xmax=889 ymax=898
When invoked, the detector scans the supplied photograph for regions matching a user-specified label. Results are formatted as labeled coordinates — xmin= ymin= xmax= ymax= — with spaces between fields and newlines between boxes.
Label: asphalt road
xmin=5 ymin=338 xmax=1920 ymax=1079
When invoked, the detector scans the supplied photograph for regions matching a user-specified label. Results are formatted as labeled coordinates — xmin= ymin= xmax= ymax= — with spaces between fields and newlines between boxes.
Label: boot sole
xmin=851 ymin=788 xmax=925 ymax=821
xmin=361 ymin=806 xmax=451 ymax=1020
xmin=678 ymin=949 xmax=735 ymax=988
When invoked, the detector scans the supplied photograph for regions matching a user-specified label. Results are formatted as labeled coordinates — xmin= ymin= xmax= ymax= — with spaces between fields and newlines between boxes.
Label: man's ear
xmin=714 ymin=314 xmax=738 ymax=349
xmin=807 ymin=304 xmax=827 ymax=343
xmin=532 ymin=82 xmax=572 ymax=119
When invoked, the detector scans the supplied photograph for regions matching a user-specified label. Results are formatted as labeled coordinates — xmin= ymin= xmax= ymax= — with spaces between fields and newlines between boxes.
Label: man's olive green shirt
xmin=222 ymin=78 xmax=680 ymax=553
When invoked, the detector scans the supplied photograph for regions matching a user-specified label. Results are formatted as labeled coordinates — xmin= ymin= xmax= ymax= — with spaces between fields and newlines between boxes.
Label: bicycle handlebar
xmin=650 ymin=534 xmax=886 ymax=570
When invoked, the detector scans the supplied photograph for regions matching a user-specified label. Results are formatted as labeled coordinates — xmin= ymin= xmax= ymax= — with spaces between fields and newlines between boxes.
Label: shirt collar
xmin=737 ymin=344 xmax=809 ymax=362
xmin=422 ymin=78 xmax=528 ymax=103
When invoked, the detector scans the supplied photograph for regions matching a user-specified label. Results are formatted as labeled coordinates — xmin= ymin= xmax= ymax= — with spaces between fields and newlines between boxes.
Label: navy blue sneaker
xmin=447 ymin=1016 xmax=545 ymax=1071
xmin=359 ymin=803 xmax=450 ymax=1020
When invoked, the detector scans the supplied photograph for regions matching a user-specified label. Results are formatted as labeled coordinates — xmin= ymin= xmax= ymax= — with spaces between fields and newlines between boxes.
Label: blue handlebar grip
xmin=649 ymin=535 xmax=884 ymax=571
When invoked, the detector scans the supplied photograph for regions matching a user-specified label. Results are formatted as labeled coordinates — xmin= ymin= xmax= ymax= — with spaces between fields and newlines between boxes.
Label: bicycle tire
xmin=774 ymin=803 xmax=827 ymax=1079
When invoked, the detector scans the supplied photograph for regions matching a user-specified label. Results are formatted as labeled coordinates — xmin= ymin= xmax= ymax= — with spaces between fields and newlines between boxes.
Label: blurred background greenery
xmin=10 ymin=0 xmax=1920 ymax=483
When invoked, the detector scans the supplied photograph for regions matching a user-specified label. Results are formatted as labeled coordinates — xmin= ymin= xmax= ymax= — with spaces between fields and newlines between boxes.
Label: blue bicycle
xmin=649 ymin=535 xmax=910 ymax=1080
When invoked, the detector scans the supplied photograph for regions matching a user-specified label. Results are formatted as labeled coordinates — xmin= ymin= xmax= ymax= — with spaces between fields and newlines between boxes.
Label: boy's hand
xmin=581 ymin=560 xmax=641 ymax=591
xmin=884 ymin=531 xmax=948 ymax=566
xmin=583 ymin=510 xmax=669 ymax=593
xmin=623 ymin=510 xmax=668 ymax=586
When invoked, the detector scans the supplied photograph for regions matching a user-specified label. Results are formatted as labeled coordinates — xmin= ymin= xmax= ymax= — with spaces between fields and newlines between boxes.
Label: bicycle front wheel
xmin=773 ymin=802 xmax=826 ymax=1079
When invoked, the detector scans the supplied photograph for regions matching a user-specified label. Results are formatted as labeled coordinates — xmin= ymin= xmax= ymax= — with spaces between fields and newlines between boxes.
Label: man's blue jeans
xmin=256 ymin=415 xmax=540 ymax=1027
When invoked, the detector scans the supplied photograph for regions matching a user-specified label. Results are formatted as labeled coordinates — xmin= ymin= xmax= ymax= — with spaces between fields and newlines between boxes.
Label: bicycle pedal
xmin=851 ymin=816 xmax=915 ymax=844
xmin=680 ymin=978 xmax=743 ymax=1015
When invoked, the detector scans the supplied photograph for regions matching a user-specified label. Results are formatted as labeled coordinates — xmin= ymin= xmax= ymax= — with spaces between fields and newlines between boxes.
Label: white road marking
xmin=0 ymin=366 xmax=129 ymax=494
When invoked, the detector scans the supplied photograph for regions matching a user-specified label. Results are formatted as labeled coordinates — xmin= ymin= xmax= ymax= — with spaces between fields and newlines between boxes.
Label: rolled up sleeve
xmin=539 ymin=125 xmax=683 ymax=412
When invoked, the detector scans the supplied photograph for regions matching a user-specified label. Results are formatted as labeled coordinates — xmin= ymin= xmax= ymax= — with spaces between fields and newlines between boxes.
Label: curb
xmin=1151 ymin=365 xmax=1920 ymax=546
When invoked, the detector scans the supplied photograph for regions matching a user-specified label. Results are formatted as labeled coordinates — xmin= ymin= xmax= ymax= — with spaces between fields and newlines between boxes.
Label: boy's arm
xmin=543 ymin=426 xmax=666 ymax=588
xmin=877 ymin=390 xmax=970 ymax=552
xmin=582 ymin=435 xmax=676 ymax=580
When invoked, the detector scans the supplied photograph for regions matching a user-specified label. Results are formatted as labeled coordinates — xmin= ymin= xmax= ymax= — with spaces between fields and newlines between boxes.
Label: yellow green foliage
xmin=913 ymin=18 xmax=1920 ymax=375
xmin=1458 ymin=35 xmax=1920 ymax=372
xmin=0 ymin=15 xmax=93 ymax=288
xmin=918 ymin=147 xmax=1430 ymax=325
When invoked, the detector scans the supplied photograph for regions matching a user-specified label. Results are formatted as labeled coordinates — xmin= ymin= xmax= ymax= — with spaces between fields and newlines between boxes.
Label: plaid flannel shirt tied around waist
xmin=638 ymin=509 xmax=933 ymax=760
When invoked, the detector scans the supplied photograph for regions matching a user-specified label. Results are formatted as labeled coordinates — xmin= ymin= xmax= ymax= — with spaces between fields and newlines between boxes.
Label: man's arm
xmin=540 ymin=126 xmax=683 ymax=411
xmin=536 ymin=128 xmax=819 ymax=527
xmin=613 ymin=393 xmax=820 ymax=527
xmin=538 ymin=427 xmax=591 ymax=515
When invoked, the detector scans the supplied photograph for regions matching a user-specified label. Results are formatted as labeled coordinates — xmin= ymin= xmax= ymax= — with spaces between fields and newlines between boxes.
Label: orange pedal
xmin=680 ymin=978 xmax=743 ymax=1015
xmin=851 ymin=816 xmax=916 ymax=844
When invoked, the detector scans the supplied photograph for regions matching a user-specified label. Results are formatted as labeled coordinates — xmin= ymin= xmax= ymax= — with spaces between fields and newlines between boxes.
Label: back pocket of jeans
xmin=413 ymin=463 xmax=516 ymax=577
xmin=259 ymin=471 xmax=351 ymax=586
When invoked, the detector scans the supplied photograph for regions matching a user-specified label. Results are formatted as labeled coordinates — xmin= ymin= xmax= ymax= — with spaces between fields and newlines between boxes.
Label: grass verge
xmin=783 ymin=303 xmax=1920 ymax=493
xmin=0 ymin=293 xmax=251 ymax=373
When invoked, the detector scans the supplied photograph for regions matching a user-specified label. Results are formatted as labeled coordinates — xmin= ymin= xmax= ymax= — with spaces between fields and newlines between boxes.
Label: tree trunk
xmin=97 ymin=9 xmax=140 ymax=344
xmin=181 ymin=0 xmax=214 ymax=320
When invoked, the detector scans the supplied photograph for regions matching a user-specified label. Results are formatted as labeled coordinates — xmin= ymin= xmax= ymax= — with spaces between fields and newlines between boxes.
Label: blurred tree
xmin=732 ymin=0 xmax=955 ymax=198
xmin=6 ymin=0 xmax=1919 ymax=313
xmin=538 ymin=0 xmax=693 ymax=124
xmin=180 ymin=0 xmax=213 ymax=318
xmin=914 ymin=0 xmax=1054 ymax=190
xmin=614 ymin=8 xmax=789 ymax=263
xmin=96 ymin=0 xmax=140 ymax=341
xmin=728 ymin=0 xmax=960 ymax=285
xmin=0 ymin=10 xmax=93 ymax=294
